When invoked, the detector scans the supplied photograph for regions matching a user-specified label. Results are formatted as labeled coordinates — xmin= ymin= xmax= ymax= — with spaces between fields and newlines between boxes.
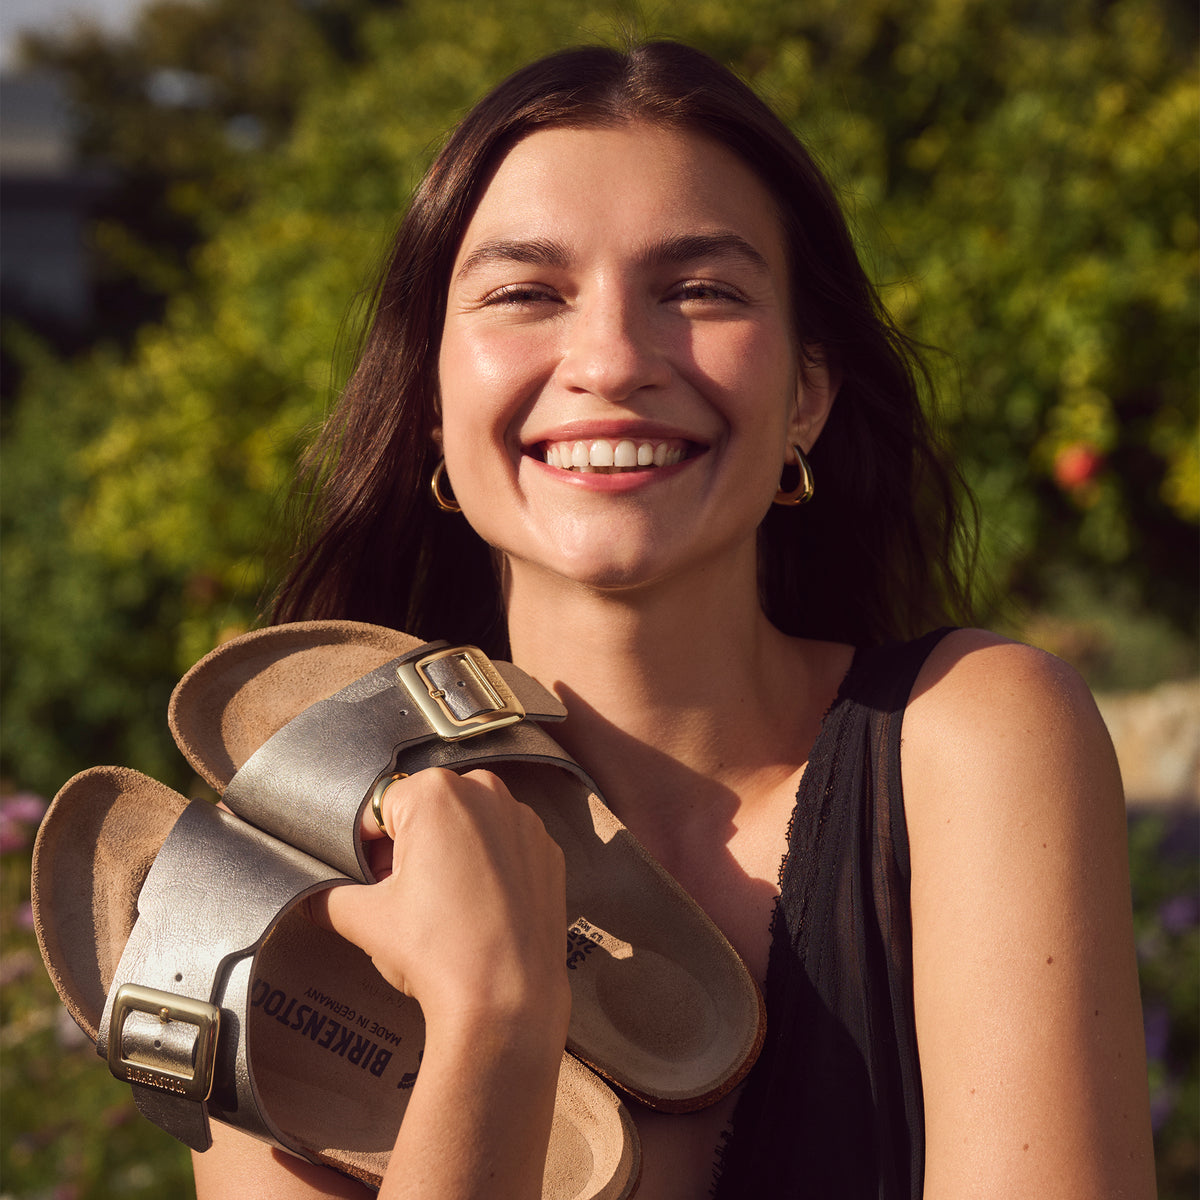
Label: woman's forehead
xmin=455 ymin=122 xmax=788 ymax=273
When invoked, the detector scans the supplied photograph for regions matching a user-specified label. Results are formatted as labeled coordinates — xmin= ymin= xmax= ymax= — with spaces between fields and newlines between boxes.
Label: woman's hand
xmin=197 ymin=769 xmax=571 ymax=1200
xmin=314 ymin=767 xmax=571 ymax=1032
xmin=302 ymin=767 xmax=571 ymax=1199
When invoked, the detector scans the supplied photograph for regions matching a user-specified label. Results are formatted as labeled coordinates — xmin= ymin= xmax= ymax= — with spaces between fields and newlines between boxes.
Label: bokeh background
xmin=1 ymin=0 xmax=1196 ymax=1195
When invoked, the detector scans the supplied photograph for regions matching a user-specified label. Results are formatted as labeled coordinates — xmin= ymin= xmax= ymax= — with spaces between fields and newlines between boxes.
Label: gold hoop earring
xmin=430 ymin=458 xmax=461 ymax=513
xmin=773 ymin=444 xmax=815 ymax=506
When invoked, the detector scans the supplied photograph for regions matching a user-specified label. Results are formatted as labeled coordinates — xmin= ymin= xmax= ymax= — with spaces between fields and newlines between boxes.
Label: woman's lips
xmin=538 ymin=436 xmax=692 ymax=473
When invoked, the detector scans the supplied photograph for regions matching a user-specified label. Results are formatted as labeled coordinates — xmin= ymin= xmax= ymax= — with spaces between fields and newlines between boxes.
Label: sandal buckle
xmin=397 ymin=646 xmax=525 ymax=741
xmin=107 ymin=983 xmax=220 ymax=1102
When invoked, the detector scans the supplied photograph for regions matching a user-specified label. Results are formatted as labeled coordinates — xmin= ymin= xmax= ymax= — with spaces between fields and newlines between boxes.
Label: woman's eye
xmin=670 ymin=281 xmax=745 ymax=304
xmin=483 ymin=285 xmax=558 ymax=307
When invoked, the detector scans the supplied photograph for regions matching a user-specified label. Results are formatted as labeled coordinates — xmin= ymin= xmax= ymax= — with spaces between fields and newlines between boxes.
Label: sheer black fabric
xmin=712 ymin=629 xmax=953 ymax=1199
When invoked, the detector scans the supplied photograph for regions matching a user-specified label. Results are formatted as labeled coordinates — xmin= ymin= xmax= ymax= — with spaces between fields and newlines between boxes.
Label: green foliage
xmin=2 ymin=0 xmax=1196 ymax=785
xmin=1 ymin=332 xmax=190 ymax=792
xmin=869 ymin=0 xmax=1199 ymax=633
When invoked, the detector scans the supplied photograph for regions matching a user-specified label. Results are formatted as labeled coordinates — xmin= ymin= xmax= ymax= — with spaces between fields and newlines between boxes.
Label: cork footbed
xmin=169 ymin=620 xmax=766 ymax=1111
xmin=31 ymin=766 xmax=639 ymax=1200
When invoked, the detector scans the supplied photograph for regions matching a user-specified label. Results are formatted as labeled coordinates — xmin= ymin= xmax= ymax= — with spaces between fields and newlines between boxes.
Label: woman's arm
xmin=904 ymin=630 xmax=1155 ymax=1199
xmin=193 ymin=768 xmax=571 ymax=1199
xmin=192 ymin=1126 xmax=375 ymax=1199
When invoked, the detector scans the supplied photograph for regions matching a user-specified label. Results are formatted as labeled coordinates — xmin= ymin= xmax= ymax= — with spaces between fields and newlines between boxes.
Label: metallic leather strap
xmin=97 ymin=801 xmax=348 ymax=1151
xmin=221 ymin=642 xmax=594 ymax=881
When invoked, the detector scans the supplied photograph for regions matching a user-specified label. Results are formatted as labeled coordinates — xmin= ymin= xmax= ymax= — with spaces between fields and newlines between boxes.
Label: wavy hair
xmin=271 ymin=40 xmax=978 ymax=650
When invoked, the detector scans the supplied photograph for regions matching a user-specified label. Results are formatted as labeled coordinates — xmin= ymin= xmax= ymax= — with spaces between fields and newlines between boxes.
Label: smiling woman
xmin=436 ymin=123 xmax=812 ymax=596
xmin=184 ymin=39 xmax=1158 ymax=1200
xmin=271 ymin=42 xmax=970 ymax=652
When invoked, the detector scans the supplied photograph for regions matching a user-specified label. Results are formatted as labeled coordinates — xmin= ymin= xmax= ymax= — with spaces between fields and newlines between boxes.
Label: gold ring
xmin=370 ymin=773 xmax=408 ymax=835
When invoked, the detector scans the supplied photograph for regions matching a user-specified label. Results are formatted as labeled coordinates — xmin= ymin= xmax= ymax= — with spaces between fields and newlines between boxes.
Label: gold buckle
xmin=397 ymin=646 xmax=525 ymax=741
xmin=107 ymin=983 xmax=220 ymax=1102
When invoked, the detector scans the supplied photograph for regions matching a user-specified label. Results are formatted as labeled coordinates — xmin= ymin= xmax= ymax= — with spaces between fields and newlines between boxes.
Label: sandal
xmin=169 ymin=621 xmax=766 ymax=1111
xmin=31 ymin=766 xmax=640 ymax=1199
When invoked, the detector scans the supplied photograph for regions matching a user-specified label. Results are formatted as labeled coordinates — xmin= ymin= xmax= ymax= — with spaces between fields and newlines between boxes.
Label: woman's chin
xmin=503 ymin=546 xmax=676 ymax=597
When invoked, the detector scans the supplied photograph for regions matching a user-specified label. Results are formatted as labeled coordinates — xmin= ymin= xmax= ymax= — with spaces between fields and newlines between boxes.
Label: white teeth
xmin=542 ymin=437 xmax=691 ymax=472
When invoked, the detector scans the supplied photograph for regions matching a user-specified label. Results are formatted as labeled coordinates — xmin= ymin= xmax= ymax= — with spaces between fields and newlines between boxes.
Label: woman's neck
xmin=498 ymin=552 xmax=855 ymax=927
xmin=502 ymin=553 xmax=839 ymax=814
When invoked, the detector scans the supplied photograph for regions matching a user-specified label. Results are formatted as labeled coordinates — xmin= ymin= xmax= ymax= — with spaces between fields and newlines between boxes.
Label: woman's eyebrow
xmin=639 ymin=232 xmax=770 ymax=273
xmin=454 ymin=237 xmax=570 ymax=280
xmin=453 ymin=231 xmax=770 ymax=281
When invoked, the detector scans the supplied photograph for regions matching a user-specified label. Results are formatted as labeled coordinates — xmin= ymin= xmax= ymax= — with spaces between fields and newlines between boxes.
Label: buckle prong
xmin=397 ymin=646 xmax=525 ymax=741
xmin=108 ymin=983 xmax=220 ymax=1102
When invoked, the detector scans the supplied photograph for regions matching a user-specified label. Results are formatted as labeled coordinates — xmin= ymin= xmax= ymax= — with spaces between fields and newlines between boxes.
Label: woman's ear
xmin=788 ymin=347 xmax=840 ymax=452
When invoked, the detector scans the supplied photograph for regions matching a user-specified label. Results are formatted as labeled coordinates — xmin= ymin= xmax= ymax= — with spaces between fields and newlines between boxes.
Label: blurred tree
xmin=2 ymin=0 xmax=1196 ymax=799
xmin=871 ymin=0 xmax=1199 ymax=646
xmin=12 ymin=0 xmax=381 ymax=347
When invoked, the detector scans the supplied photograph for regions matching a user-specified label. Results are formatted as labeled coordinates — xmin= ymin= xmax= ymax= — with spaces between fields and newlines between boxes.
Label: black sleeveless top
xmin=711 ymin=629 xmax=952 ymax=1199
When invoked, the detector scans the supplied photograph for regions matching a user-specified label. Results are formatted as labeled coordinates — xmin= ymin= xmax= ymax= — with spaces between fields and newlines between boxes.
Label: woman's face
xmin=437 ymin=121 xmax=832 ymax=597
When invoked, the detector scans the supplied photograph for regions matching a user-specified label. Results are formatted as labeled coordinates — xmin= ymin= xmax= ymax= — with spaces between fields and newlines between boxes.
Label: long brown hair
xmin=271 ymin=41 xmax=978 ymax=650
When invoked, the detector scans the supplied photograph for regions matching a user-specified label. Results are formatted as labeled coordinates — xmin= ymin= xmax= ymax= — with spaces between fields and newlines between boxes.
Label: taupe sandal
xmin=169 ymin=620 xmax=766 ymax=1111
xmin=31 ymin=766 xmax=640 ymax=1199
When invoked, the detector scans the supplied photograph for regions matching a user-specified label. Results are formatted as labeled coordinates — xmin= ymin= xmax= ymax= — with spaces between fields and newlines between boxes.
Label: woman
xmin=193 ymin=41 xmax=1155 ymax=1199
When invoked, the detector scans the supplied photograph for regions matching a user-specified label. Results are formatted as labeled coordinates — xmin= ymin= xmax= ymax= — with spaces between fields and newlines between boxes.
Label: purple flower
xmin=0 ymin=792 xmax=47 ymax=854
xmin=1158 ymin=892 xmax=1200 ymax=934
xmin=1143 ymin=1002 xmax=1170 ymax=1064
xmin=0 ymin=816 xmax=27 ymax=853
xmin=1 ymin=792 xmax=47 ymax=824
xmin=1150 ymin=1080 xmax=1177 ymax=1133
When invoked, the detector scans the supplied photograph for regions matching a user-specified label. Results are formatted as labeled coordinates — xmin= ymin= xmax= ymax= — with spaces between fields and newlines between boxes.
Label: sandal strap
xmin=97 ymin=800 xmax=348 ymax=1151
xmin=222 ymin=640 xmax=597 ymax=880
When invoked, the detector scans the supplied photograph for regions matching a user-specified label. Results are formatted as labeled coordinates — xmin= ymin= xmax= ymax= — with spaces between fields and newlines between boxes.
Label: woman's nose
xmin=554 ymin=293 xmax=672 ymax=403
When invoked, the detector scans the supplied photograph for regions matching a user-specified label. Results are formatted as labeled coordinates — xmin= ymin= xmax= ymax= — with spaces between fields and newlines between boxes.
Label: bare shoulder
xmin=902 ymin=628 xmax=1125 ymax=831
xmin=899 ymin=629 xmax=1156 ymax=1199
xmin=904 ymin=627 xmax=1111 ymax=759
xmin=900 ymin=627 xmax=1131 ymax=971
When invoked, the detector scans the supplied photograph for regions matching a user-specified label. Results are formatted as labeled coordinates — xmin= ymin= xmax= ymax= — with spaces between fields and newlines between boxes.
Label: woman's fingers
xmin=319 ymin=767 xmax=569 ymax=1023
xmin=361 ymin=773 xmax=408 ymax=841
xmin=308 ymin=881 xmax=414 ymax=992
xmin=360 ymin=773 xmax=410 ymax=879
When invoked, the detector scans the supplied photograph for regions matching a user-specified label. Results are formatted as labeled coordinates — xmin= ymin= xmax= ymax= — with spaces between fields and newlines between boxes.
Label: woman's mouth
xmin=539 ymin=437 xmax=691 ymax=473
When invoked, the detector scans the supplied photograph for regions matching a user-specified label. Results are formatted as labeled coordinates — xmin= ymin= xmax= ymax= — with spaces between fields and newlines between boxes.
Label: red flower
xmin=1053 ymin=443 xmax=1103 ymax=490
